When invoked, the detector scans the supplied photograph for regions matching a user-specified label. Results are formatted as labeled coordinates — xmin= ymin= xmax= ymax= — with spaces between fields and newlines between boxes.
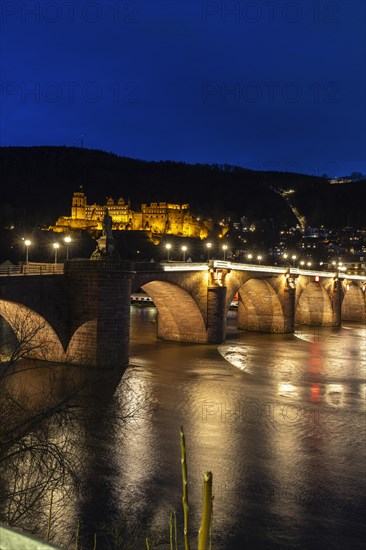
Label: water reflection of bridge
xmin=0 ymin=260 xmax=365 ymax=369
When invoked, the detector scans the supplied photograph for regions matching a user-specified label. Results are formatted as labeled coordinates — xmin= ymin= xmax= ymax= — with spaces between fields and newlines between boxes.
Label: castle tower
xmin=71 ymin=191 xmax=87 ymax=220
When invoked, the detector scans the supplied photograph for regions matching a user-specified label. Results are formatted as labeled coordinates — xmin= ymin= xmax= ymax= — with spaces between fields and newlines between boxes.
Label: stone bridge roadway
xmin=0 ymin=260 xmax=365 ymax=368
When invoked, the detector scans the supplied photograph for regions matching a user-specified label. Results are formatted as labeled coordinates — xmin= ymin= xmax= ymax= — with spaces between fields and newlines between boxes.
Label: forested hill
xmin=0 ymin=146 xmax=365 ymax=229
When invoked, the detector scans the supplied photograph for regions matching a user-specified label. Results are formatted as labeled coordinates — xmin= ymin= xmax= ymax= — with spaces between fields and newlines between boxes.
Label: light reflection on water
xmin=1 ymin=308 xmax=365 ymax=549
xmin=108 ymin=309 xmax=366 ymax=549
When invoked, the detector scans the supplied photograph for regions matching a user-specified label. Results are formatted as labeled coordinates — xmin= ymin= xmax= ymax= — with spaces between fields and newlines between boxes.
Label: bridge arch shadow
xmin=295 ymin=282 xmax=333 ymax=325
xmin=141 ymin=281 xmax=207 ymax=343
xmin=236 ymin=279 xmax=285 ymax=332
xmin=0 ymin=299 xmax=65 ymax=362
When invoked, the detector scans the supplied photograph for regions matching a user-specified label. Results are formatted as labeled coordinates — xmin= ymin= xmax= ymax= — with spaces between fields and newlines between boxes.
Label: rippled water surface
xmin=107 ymin=308 xmax=365 ymax=549
xmin=1 ymin=308 xmax=365 ymax=549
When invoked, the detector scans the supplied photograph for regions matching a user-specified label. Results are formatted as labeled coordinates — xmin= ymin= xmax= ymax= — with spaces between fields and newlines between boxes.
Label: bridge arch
xmin=295 ymin=282 xmax=333 ymax=326
xmin=341 ymin=283 xmax=366 ymax=322
xmin=236 ymin=279 xmax=286 ymax=332
xmin=141 ymin=281 xmax=207 ymax=343
xmin=0 ymin=299 xmax=65 ymax=362
xmin=66 ymin=320 xmax=98 ymax=365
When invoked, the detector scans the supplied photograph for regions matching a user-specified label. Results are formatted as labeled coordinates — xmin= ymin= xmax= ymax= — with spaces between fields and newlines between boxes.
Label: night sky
xmin=1 ymin=0 xmax=365 ymax=177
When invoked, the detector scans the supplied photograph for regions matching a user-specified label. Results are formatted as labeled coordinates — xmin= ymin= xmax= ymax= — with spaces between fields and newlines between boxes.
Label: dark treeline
xmin=0 ymin=146 xmax=365 ymax=229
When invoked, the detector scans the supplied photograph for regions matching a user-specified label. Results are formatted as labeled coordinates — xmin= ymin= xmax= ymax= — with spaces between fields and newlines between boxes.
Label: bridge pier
xmin=65 ymin=262 xmax=134 ymax=369
xmin=207 ymin=285 xmax=227 ymax=343
xmin=330 ymin=279 xmax=342 ymax=327
xmin=282 ymin=286 xmax=296 ymax=332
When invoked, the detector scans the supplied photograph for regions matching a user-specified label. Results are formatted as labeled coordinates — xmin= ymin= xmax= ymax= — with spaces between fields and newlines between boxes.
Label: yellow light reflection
xmin=278 ymin=383 xmax=298 ymax=397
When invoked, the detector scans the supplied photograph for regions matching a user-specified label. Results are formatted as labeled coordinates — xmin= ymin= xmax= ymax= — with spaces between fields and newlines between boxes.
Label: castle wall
xmin=49 ymin=191 xmax=219 ymax=239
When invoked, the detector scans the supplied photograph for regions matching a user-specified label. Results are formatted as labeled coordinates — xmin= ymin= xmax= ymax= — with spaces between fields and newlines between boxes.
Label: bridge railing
xmin=0 ymin=265 xmax=22 ymax=276
xmin=63 ymin=260 xmax=207 ymax=272
xmin=1 ymin=260 xmax=364 ymax=282
xmin=0 ymin=263 xmax=64 ymax=276
xmin=22 ymin=262 xmax=64 ymax=275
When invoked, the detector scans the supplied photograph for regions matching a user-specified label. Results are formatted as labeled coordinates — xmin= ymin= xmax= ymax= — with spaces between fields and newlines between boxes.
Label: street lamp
xmin=247 ymin=253 xmax=253 ymax=262
xmin=24 ymin=239 xmax=31 ymax=263
xmin=64 ymin=236 xmax=72 ymax=260
xmin=53 ymin=243 xmax=60 ymax=263
xmin=165 ymin=243 xmax=172 ymax=261
xmin=257 ymin=255 xmax=262 ymax=265
xmin=291 ymin=254 xmax=297 ymax=266
xmin=222 ymin=244 xmax=228 ymax=261
xmin=206 ymin=242 xmax=212 ymax=261
xmin=181 ymin=245 xmax=187 ymax=261
xmin=307 ymin=261 xmax=312 ymax=267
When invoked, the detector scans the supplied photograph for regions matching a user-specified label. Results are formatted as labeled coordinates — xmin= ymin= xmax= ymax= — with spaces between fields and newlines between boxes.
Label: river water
xmin=1 ymin=307 xmax=365 ymax=549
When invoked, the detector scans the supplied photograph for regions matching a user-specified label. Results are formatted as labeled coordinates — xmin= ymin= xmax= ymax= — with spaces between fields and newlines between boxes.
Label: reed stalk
xmin=169 ymin=511 xmax=173 ymax=550
xmin=197 ymin=471 xmax=213 ymax=550
xmin=173 ymin=510 xmax=178 ymax=550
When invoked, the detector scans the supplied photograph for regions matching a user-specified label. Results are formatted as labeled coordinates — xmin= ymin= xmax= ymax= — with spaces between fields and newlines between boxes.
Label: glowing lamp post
xmin=291 ymin=254 xmax=297 ymax=267
xmin=166 ymin=243 xmax=172 ymax=261
xmin=53 ymin=243 xmax=60 ymax=263
xmin=222 ymin=244 xmax=228 ymax=261
xmin=181 ymin=245 xmax=187 ymax=261
xmin=247 ymin=253 xmax=253 ymax=262
xmin=206 ymin=242 xmax=212 ymax=261
xmin=257 ymin=255 xmax=262 ymax=265
xmin=24 ymin=239 xmax=31 ymax=263
xmin=64 ymin=236 xmax=72 ymax=260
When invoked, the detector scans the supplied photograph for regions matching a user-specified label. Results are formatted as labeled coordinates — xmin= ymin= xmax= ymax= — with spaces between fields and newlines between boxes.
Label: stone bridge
xmin=0 ymin=260 xmax=365 ymax=369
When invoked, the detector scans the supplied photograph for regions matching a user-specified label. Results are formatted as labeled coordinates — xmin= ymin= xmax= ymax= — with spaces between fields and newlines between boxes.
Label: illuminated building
xmin=49 ymin=191 xmax=220 ymax=239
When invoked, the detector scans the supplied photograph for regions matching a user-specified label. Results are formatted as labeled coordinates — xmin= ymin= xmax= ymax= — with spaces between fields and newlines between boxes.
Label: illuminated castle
xmin=49 ymin=191 xmax=219 ymax=239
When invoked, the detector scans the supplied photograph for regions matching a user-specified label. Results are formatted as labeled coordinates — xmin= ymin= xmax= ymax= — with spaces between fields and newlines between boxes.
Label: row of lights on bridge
xmin=23 ymin=236 xmax=72 ymax=263
xmin=286 ymin=272 xmax=366 ymax=292
xmin=164 ymin=242 xmax=230 ymax=261
xmin=21 ymin=237 xmax=366 ymax=293
xmin=22 ymin=238 xmax=363 ymax=283
xmin=163 ymin=245 xmax=316 ymax=267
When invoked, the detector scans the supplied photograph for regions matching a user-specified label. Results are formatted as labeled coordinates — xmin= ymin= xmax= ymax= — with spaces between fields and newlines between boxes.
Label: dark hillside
xmin=0 ymin=146 xmax=364 ymax=229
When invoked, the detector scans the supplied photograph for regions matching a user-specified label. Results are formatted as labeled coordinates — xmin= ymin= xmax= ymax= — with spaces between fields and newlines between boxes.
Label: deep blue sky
xmin=1 ymin=0 xmax=365 ymax=177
